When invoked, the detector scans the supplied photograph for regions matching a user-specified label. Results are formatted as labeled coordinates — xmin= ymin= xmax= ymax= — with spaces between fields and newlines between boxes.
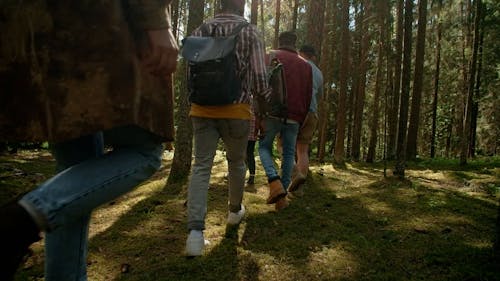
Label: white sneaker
xmin=185 ymin=230 xmax=204 ymax=256
xmin=227 ymin=204 xmax=246 ymax=225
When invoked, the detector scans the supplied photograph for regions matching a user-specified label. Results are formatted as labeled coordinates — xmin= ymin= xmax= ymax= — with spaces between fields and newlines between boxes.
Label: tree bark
xmin=470 ymin=25 xmax=483 ymax=158
xmin=352 ymin=1 xmax=371 ymax=161
xmin=366 ymin=1 xmax=385 ymax=163
xmin=306 ymin=0 xmax=326 ymax=58
xmin=317 ymin=0 xmax=338 ymax=162
xmin=394 ymin=0 xmax=413 ymax=178
xmin=166 ymin=0 xmax=205 ymax=185
xmin=292 ymin=0 xmax=300 ymax=31
xmin=251 ymin=0 xmax=259 ymax=25
xmin=387 ymin=0 xmax=404 ymax=160
xmin=333 ymin=0 xmax=350 ymax=164
xmin=460 ymin=0 xmax=481 ymax=165
xmin=430 ymin=18 xmax=442 ymax=158
xmin=406 ymin=0 xmax=428 ymax=160
xmin=171 ymin=0 xmax=180 ymax=38
xmin=274 ymin=0 xmax=281 ymax=49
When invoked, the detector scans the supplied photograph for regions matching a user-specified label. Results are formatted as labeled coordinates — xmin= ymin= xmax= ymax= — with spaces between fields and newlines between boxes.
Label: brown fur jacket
xmin=0 ymin=0 xmax=174 ymax=142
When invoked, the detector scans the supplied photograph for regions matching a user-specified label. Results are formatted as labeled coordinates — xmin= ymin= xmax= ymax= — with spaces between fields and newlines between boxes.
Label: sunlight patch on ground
xmin=360 ymin=198 xmax=395 ymax=215
xmin=397 ymin=213 xmax=474 ymax=234
xmin=307 ymin=244 xmax=358 ymax=279
xmin=89 ymin=179 xmax=165 ymax=238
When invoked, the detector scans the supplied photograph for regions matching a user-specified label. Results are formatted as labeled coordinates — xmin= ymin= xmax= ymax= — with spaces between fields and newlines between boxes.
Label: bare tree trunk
xmin=387 ymin=0 xmax=404 ymax=160
xmin=260 ymin=0 xmax=265 ymax=41
xmin=166 ymin=0 xmax=205 ymax=185
xmin=394 ymin=0 xmax=413 ymax=178
xmin=306 ymin=0 xmax=326 ymax=56
xmin=333 ymin=0 xmax=350 ymax=164
xmin=251 ymin=0 xmax=258 ymax=25
xmin=470 ymin=26 xmax=484 ymax=158
xmin=445 ymin=107 xmax=453 ymax=157
xmin=366 ymin=0 xmax=385 ymax=163
xmin=317 ymin=0 xmax=338 ymax=162
xmin=406 ymin=0 xmax=428 ymax=160
xmin=274 ymin=0 xmax=281 ymax=49
xmin=352 ymin=1 xmax=371 ymax=161
xmin=171 ymin=0 xmax=180 ymax=38
xmin=292 ymin=0 xmax=300 ymax=31
xmin=430 ymin=19 xmax=442 ymax=158
xmin=460 ymin=0 xmax=481 ymax=165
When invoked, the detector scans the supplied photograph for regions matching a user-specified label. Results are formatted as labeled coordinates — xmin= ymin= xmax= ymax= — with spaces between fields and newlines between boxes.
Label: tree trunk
xmin=469 ymin=22 xmax=484 ymax=158
xmin=387 ymin=0 xmax=404 ymax=160
xmin=166 ymin=0 xmax=205 ymax=186
xmin=317 ymin=0 xmax=338 ymax=162
xmin=333 ymin=0 xmax=350 ymax=164
xmin=251 ymin=0 xmax=259 ymax=25
xmin=430 ymin=19 xmax=442 ymax=158
xmin=306 ymin=0 xmax=326 ymax=58
xmin=260 ymin=0 xmax=265 ymax=41
xmin=352 ymin=1 xmax=370 ymax=161
xmin=292 ymin=0 xmax=300 ymax=31
xmin=274 ymin=0 xmax=281 ymax=49
xmin=406 ymin=0 xmax=428 ymax=160
xmin=445 ymin=107 xmax=454 ymax=157
xmin=460 ymin=0 xmax=481 ymax=165
xmin=394 ymin=0 xmax=413 ymax=178
xmin=366 ymin=1 xmax=385 ymax=163
xmin=171 ymin=0 xmax=180 ymax=38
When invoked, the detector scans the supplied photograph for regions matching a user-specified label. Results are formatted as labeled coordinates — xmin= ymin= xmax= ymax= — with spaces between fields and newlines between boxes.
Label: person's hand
xmin=258 ymin=118 xmax=266 ymax=140
xmin=142 ymin=28 xmax=179 ymax=76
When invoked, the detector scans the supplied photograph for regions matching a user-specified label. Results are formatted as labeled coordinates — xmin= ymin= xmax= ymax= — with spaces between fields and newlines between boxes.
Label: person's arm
xmin=128 ymin=0 xmax=179 ymax=75
xmin=249 ymin=27 xmax=271 ymax=114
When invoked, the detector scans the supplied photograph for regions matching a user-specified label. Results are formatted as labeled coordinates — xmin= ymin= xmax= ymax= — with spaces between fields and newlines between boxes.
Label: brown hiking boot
xmin=266 ymin=179 xmax=286 ymax=204
xmin=275 ymin=197 xmax=289 ymax=211
xmin=288 ymin=172 xmax=306 ymax=193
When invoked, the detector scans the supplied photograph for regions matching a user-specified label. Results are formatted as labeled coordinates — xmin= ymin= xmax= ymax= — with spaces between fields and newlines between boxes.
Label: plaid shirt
xmin=192 ymin=14 xmax=271 ymax=106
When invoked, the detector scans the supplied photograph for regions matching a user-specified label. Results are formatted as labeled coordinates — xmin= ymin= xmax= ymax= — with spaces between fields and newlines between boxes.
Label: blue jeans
xmin=187 ymin=117 xmax=249 ymax=231
xmin=258 ymin=118 xmax=300 ymax=190
xmin=19 ymin=126 xmax=163 ymax=281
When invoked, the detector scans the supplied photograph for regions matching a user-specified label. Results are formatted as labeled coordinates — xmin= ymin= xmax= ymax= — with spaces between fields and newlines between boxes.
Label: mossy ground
xmin=1 ymin=150 xmax=499 ymax=281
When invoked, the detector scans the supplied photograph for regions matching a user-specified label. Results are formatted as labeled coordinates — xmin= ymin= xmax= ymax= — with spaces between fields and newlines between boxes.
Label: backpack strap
xmin=229 ymin=22 xmax=249 ymax=37
xmin=200 ymin=21 xmax=248 ymax=37
xmin=200 ymin=23 xmax=212 ymax=37
xmin=267 ymin=50 xmax=288 ymax=124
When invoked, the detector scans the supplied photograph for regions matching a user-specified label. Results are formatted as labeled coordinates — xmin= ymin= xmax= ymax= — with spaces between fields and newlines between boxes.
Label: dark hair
xmin=299 ymin=45 xmax=317 ymax=57
xmin=221 ymin=0 xmax=244 ymax=11
xmin=278 ymin=31 xmax=297 ymax=48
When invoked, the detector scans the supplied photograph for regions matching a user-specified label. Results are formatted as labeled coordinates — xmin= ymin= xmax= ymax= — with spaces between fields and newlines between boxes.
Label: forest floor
xmin=1 ymin=149 xmax=499 ymax=281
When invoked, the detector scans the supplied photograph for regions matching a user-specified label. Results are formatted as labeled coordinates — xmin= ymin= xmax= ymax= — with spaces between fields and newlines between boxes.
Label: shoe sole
xmin=266 ymin=190 xmax=287 ymax=204
xmin=288 ymin=177 xmax=306 ymax=193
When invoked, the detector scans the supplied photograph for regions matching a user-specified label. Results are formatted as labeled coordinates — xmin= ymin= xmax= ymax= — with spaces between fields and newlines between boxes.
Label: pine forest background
xmin=166 ymin=0 xmax=499 ymax=184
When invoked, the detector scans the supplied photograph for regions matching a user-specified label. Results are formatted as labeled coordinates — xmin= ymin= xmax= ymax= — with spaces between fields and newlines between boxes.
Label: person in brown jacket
xmin=0 ymin=1 xmax=178 ymax=280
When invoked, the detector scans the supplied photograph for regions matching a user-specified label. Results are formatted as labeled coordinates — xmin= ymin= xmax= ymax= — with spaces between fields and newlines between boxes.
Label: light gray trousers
xmin=187 ymin=117 xmax=249 ymax=231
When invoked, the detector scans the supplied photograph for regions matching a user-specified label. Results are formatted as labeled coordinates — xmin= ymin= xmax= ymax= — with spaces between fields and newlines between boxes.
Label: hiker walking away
xmin=184 ymin=0 xmax=270 ymax=257
xmin=258 ymin=31 xmax=313 ymax=211
xmin=289 ymin=45 xmax=324 ymax=195
xmin=0 ymin=1 xmax=178 ymax=280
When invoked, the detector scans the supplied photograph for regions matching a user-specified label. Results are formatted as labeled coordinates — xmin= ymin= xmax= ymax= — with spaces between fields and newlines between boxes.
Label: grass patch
xmin=1 ymin=150 xmax=499 ymax=281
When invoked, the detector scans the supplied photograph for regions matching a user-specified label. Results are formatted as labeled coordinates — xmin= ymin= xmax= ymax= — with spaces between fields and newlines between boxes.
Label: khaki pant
xmin=187 ymin=117 xmax=249 ymax=231
xmin=297 ymin=112 xmax=319 ymax=144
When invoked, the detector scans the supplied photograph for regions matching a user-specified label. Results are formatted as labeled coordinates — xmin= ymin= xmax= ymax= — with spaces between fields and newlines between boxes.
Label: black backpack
xmin=265 ymin=52 xmax=288 ymax=120
xmin=181 ymin=22 xmax=249 ymax=106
